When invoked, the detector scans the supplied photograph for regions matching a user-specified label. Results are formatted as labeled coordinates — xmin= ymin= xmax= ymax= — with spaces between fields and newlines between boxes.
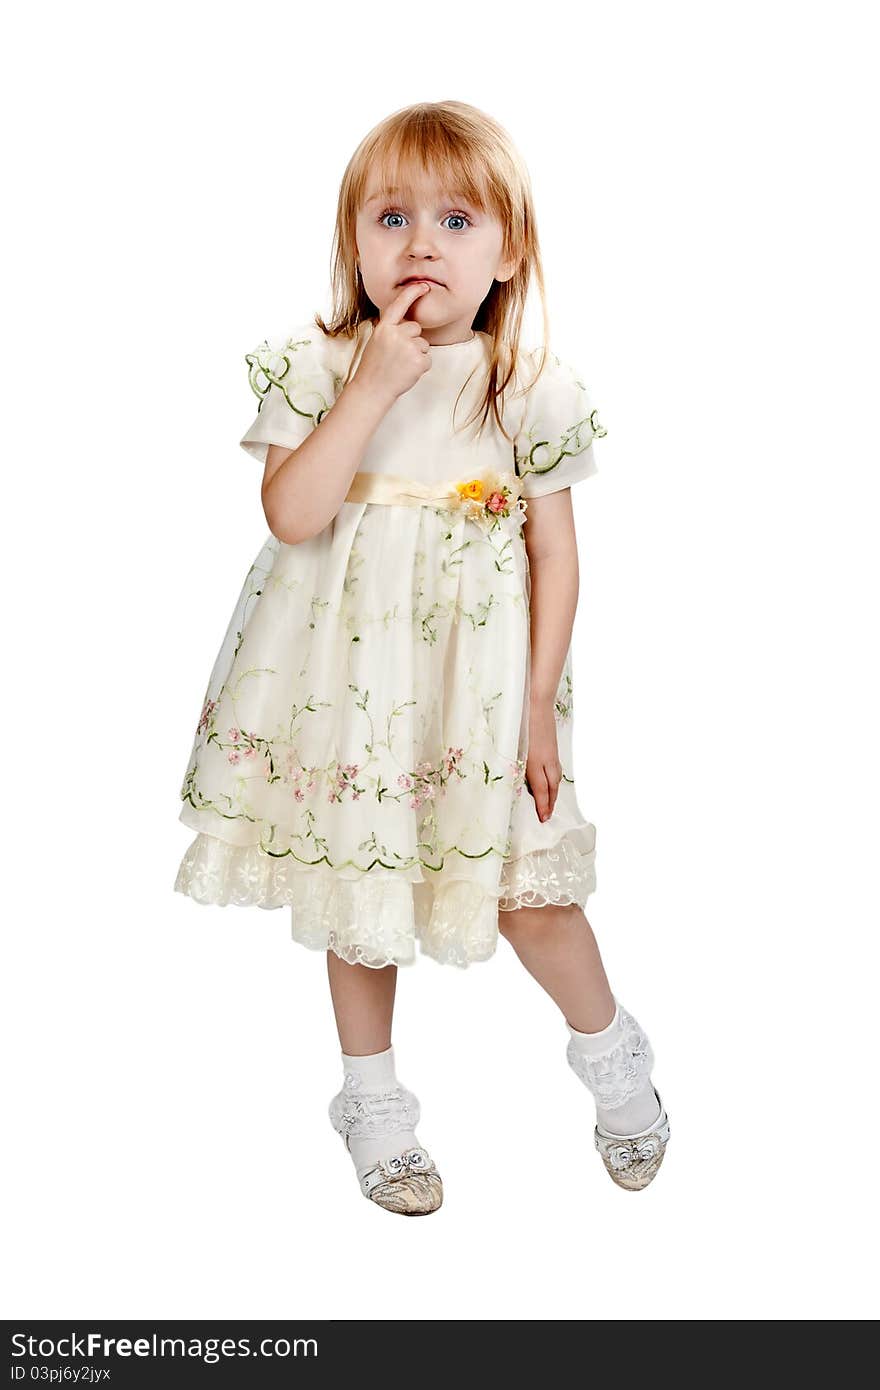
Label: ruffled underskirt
xmin=173 ymin=825 xmax=596 ymax=970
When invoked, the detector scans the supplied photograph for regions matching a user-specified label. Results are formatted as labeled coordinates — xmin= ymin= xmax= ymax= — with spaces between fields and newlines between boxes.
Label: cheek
xmin=459 ymin=241 xmax=498 ymax=277
xmin=365 ymin=238 xmax=396 ymax=271
xmin=356 ymin=224 xmax=383 ymax=258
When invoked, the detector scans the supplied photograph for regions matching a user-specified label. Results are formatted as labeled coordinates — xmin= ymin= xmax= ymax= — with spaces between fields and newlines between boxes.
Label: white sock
xmin=567 ymin=1004 xmax=662 ymax=1136
xmin=339 ymin=1046 xmax=421 ymax=1176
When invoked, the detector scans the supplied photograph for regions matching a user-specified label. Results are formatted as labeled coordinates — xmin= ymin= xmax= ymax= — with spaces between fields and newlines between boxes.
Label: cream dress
xmin=174 ymin=319 xmax=607 ymax=968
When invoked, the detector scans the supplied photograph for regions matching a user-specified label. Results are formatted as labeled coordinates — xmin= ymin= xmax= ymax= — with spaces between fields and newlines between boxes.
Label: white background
xmin=4 ymin=0 xmax=877 ymax=1321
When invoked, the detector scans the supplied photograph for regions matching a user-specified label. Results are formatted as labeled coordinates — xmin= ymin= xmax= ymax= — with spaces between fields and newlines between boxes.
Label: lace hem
xmin=174 ymin=827 xmax=597 ymax=970
xmin=497 ymin=832 xmax=596 ymax=911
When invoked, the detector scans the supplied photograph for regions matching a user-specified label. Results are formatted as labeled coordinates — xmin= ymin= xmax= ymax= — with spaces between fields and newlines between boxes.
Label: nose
xmin=403 ymin=215 xmax=442 ymax=261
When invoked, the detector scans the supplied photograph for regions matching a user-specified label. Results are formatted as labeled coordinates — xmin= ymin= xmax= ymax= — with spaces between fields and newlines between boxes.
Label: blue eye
xmin=377 ymin=208 xmax=473 ymax=230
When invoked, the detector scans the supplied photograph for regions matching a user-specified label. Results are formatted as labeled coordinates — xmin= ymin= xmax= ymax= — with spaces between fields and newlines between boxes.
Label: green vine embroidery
xmin=555 ymin=671 xmax=574 ymax=721
xmin=246 ymin=337 xmax=333 ymax=428
xmin=514 ymin=354 xmax=608 ymax=483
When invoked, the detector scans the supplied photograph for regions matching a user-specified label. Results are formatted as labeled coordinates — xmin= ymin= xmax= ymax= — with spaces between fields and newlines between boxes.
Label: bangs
xmin=358 ymin=128 xmax=495 ymax=217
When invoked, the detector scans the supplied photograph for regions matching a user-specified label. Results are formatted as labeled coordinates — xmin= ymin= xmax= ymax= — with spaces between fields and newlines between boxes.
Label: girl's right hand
xmin=354 ymin=281 xmax=434 ymax=402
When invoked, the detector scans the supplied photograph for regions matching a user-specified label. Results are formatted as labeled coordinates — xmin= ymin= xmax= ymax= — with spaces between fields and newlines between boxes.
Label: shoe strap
xmin=594 ymin=1089 xmax=671 ymax=1166
xmin=359 ymin=1147 xmax=437 ymax=1197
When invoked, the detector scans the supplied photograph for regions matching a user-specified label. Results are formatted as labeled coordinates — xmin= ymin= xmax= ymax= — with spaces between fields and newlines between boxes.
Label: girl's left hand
xmin=525 ymin=699 xmax=562 ymax=823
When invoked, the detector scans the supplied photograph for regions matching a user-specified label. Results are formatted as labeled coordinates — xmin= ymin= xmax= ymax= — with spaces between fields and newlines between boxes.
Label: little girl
xmin=174 ymin=100 xmax=670 ymax=1215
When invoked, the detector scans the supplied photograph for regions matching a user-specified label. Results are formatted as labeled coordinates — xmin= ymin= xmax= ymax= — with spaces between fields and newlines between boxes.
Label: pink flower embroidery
xmin=197 ymin=698 xmax=217 ymax=736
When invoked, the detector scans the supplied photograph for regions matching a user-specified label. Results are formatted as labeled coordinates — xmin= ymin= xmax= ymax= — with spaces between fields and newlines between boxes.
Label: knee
xmin=497 ymin=908 xmax=530 ymax=941
xmin=498 ymin=901 xmax=583 ymax=939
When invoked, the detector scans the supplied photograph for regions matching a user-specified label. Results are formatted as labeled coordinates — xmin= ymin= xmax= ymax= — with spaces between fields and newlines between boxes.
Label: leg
xmin=497 ymin=901 xmax=615 ymax=1033
xmin=326 ymin=950 xmax=397 ymax=1054
xmin=499 ymin=902 xmax=666 ymax=1170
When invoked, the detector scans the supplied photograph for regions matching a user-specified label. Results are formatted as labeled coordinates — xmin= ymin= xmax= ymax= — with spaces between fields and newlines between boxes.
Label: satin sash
xmin=344 ymin=469 xmax=525 ymax=512
xmin=344 ymin=471 xmax=461 ymax=507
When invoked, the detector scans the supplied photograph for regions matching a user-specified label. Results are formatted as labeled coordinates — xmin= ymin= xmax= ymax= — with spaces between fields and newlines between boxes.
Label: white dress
xmin=174 ymin=318 xmax=607 ymax=969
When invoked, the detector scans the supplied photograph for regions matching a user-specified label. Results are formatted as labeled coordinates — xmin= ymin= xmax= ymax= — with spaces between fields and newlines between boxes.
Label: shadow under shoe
xmin=329 ymin=1077 xmax=444 ymax=1216
xmin=594 ymin=1086 xmax=671 ymax=1191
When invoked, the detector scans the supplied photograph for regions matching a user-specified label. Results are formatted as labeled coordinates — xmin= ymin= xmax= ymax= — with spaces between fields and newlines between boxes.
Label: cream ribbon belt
xmin=344 ymin=468 xmax=528 ymax=530
xmin=345 ymin=471 xmax=461 ymax=506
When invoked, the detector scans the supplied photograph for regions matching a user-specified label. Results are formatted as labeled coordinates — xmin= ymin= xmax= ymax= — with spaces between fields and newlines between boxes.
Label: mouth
xmin=399 ymin=275 xmax=445 ymax=287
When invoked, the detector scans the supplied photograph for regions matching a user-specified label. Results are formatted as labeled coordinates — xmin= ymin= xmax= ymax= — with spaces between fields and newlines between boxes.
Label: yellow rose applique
xmin=456 ymin=479 xmax=485 ymax=502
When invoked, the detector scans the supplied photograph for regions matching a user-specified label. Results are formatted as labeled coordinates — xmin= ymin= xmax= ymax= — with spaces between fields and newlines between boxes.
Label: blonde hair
xmin=314 ymin=100 xmax=551 ymax=445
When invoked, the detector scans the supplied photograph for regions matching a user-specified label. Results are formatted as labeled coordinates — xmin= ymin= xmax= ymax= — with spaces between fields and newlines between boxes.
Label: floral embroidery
xmin=555 ymin=671 xmax=574 ymax=721
xmin=510 ymin=757 xmax=527 ymax=797
xmin=513 ymin=350 xmax=608 ymax=493
xmin=514 ymin=407 xmax=606 ymax=481
xmin=396 ymin=746 xmax=466 ymax=808
xmin=197 ymin=697 xmax=217 ymax=736
xmin=245 ymin=336 xmax=335 ymax=429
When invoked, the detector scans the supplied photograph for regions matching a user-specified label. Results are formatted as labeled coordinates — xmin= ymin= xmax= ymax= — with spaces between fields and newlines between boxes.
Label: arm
xmin=261 ymin=375 xmax=394 ymax=545
xmin=260 ymin=282 xmax=434 ymax=545
xmin=523 ymin=489 xmax=580 ymax=821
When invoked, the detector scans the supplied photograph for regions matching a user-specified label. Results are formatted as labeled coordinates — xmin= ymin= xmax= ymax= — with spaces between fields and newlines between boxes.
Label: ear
xmin=494 ymin=251 xmax=521 ymax=284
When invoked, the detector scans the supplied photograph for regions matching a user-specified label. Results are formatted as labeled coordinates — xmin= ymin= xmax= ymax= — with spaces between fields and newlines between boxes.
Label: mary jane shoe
xmin=594 ymin=1086 xmax=670 ymax=1191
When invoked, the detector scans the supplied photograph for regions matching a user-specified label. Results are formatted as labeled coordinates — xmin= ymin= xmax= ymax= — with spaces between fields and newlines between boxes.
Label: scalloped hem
xmin=497 ymin=828 xmax=596 ymax=911
xmin=173 ymin=827 xmax=596 ymax=969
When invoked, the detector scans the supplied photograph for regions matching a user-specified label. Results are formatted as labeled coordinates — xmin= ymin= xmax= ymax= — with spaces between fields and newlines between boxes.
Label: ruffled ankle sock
xmin=567 ymin=1003 xmax=662 ymax=1137
xmin=338 ymin=1045 xmax=421 ymax=1175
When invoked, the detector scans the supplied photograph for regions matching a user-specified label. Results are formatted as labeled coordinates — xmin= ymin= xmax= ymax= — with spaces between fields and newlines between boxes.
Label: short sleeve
xmin=239 ymin=325 xmax=339 ymax=465
xmin=513 ymin=350 xmax=607 ymax=499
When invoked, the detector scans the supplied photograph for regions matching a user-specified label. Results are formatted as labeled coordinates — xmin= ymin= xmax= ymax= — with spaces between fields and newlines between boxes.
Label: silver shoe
xmin=350 ymin=1141 xmax=443 ymax=1215
xmin=328 ymin=1074 xmax=443 ymax=1216
xmin=594 ymin=1086 xmax=670 ymax=1191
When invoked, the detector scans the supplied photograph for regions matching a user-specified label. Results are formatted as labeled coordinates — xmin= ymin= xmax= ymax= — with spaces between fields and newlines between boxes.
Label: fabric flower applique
xmin=447 ymin=471 xmax=528 ymax=533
